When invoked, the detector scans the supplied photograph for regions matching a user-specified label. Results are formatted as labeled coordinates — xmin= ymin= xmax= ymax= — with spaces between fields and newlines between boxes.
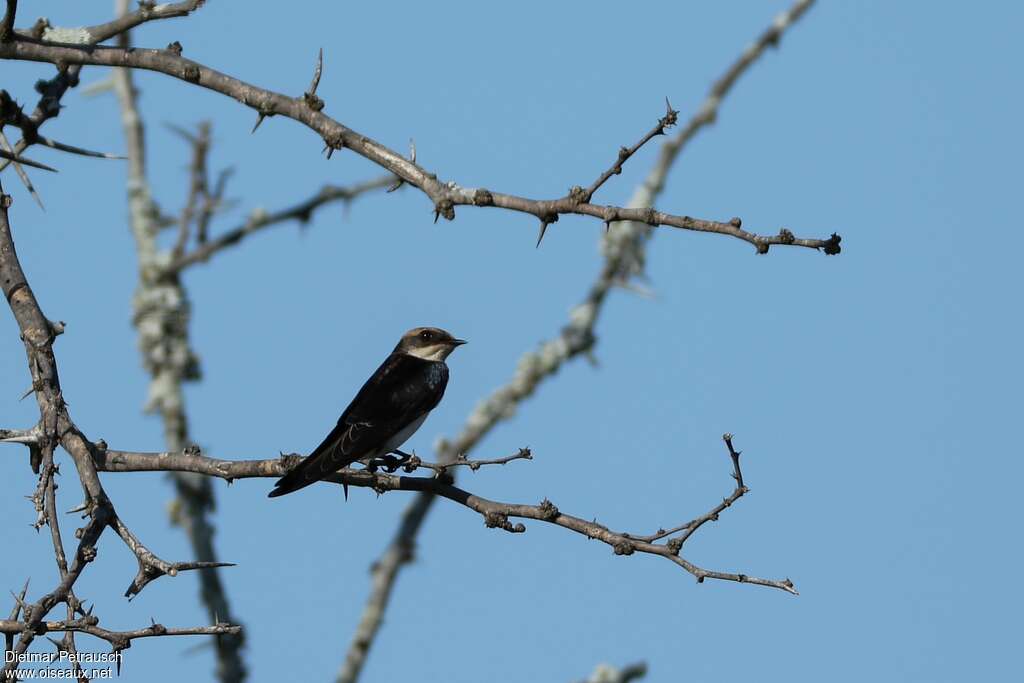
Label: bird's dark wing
xmin=268 ymin=353 xmax=448 ymax=497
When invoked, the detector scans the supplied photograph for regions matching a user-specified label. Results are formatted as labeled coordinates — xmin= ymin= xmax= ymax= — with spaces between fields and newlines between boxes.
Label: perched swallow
xmin=268 ymin=327 xmax=465 ymax=498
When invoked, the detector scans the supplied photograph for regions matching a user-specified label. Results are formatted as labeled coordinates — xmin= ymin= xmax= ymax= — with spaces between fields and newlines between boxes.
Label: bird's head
xmin=397 ymin=327 xmax=467 ymax=361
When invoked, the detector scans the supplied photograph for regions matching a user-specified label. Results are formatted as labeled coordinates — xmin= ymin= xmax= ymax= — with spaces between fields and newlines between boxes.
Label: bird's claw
xmin=366 ymin=449 xmax=416 ymax=473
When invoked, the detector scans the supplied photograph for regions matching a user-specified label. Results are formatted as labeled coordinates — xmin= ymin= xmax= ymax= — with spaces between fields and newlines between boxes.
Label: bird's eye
xmin=419 ymin=330 xmax=433 ymax=341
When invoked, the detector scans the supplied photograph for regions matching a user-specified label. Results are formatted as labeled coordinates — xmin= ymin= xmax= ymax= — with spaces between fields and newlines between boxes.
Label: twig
xmin=171 ymin=121 xmax=211 ymax=258
xmin=165 ymin=174 xmax=396 ymax=272
xmin=583 ymin=98 xmax=677 ymax=203
xmin=2 ymin=615 xmax=238 ymax=677
xmin=29 ymin=0 xmax=207 ymax=45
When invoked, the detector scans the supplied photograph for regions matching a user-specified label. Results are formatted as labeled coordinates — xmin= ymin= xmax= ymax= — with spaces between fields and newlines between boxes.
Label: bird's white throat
xmin=406 ymin=343 xmax=453 ymax=361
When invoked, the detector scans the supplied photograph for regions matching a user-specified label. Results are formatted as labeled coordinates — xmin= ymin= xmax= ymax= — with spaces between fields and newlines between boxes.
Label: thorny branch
xmin=0 ymin=183 xmax=240 ymax=679
xmin=0 ymin=617 xmax=240 ymax=654
xmin=48 ymin=438 xmax=797 ymax=594
xmin=0 ymin=13 xmax=839 ymax=255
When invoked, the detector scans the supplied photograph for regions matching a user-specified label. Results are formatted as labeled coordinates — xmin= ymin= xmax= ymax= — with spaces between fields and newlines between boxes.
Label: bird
xmin=268 ymin=326 xmax=466 ymax=498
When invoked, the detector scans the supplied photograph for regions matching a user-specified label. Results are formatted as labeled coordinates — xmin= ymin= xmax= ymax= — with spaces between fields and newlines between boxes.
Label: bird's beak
xmin=450 ymin=338 xmax=467 ymax=346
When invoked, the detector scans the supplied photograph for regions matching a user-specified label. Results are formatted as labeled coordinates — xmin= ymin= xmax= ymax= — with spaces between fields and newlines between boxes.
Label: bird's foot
xmin=366 ymin=449 xmax=418 ymax=473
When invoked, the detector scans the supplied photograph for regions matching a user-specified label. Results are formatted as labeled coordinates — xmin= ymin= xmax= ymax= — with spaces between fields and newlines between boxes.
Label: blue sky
xmin=1 ymin=1 xmax=1021 ymax=681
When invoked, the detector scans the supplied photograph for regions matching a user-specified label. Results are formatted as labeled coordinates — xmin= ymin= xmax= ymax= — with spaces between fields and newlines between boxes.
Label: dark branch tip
xmin=662 ymin=97 xmax=679 ymax=127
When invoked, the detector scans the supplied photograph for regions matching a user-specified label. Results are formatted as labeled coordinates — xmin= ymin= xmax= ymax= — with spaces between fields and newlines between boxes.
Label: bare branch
xmin=0 ymin=617 xmax=240 ymax=645
xmin=166 ymin=174 xmax=396 ymax=272
xmin=17 ymin=0 xmax=208 ymax=45
xmin=171 ymin=121 xmax=211 ymax=258
xmin=0 ymin=33 xmax=838 ymax=254
xmin=85 ymin=443 xmax=796 ymax=594
xmin=581 ymin=97 xmax=678 ymax=203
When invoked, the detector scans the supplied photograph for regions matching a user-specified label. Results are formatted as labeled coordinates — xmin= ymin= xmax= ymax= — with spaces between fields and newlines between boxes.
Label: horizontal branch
xmin=0 ymin=616 xmax=239 ymax=644
xmin=87 ymin=442 xmax=796 ymax=594
xmin=0 ymin=37 xmax=839 ymax=255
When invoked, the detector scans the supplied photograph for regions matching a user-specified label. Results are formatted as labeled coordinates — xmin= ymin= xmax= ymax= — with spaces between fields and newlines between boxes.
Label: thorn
xmin=39 ymin=136 xmax=127 ymax=160
xmin=408 ymin=138 xmax=416 ymax=163
xmin=535 ymin=221 xmax=549 ymax=248
xmin=251 ymin=113 xmax=265 ymax=134
xmin=308 ymin=48 xmax=323 ymax=95
xmin=65 ymin=500 xmax=88 ymax=514
xmin=0 ymin=131 xmax=46 ymax=210
xmin=302 ymin=48 xmax=326 ymax=110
